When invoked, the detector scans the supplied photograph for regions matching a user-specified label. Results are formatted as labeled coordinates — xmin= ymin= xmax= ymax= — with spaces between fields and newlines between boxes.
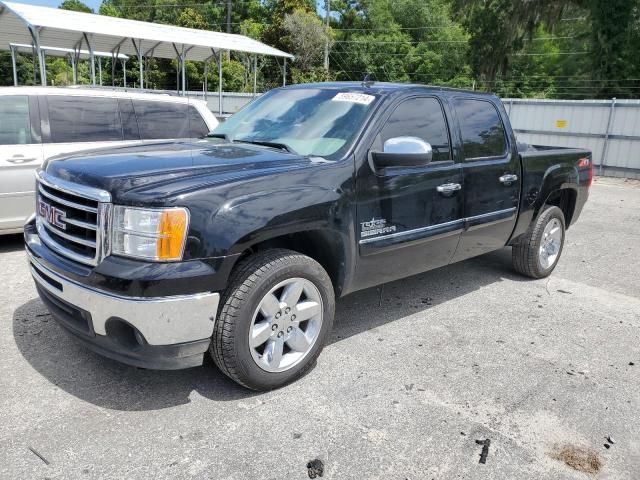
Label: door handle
xmin=437 ymin=183 xmax=462 ymax=195
xmin=499 ymin=174 xmax=518 ymax=185
xmin=6 ymin=157 xmax=37 ymax=164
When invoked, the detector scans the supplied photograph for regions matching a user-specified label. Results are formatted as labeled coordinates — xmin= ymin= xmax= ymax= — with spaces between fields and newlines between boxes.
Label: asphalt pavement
xmin=1 ymin=177 xmax=639 ymax=479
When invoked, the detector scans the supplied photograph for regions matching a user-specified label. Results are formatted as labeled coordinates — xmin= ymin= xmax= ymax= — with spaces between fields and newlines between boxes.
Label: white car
xmin=0 ymin=87 xmax=218 ymax=235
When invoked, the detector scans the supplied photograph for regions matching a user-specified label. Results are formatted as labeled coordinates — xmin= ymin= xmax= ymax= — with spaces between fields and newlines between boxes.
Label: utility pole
xmin=324 ymin=0 xmax=330 ymax=71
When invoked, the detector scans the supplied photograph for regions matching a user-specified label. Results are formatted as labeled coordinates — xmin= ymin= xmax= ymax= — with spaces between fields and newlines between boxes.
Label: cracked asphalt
xmin=1 ymin=177 xmax=639 ymax=479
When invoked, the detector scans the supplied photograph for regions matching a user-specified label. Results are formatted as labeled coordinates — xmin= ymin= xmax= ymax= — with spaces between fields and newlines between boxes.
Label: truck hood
xmin=44 ymin=140 xmax=324 ymax=204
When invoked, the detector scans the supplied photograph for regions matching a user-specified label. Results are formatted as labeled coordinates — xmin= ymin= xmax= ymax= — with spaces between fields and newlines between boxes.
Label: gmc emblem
xmin=38 ymin=198 xmax=67 ymax=230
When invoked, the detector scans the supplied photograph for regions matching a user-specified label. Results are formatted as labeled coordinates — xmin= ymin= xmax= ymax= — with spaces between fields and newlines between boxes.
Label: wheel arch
xmin=231 ymin=228 xmax=350 ymax=297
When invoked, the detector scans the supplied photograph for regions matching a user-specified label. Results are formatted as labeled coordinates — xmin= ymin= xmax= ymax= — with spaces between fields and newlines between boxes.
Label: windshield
xmin=210 ymin=88 xmax=379 ymax=159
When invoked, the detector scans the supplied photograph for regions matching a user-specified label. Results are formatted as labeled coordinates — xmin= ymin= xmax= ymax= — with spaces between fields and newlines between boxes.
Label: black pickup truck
xmin=25 ymin=82 xmax=592 ymax=390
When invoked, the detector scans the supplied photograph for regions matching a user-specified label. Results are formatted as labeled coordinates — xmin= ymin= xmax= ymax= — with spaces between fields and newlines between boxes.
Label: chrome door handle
xmin=499 ymin=174 xmax=518 ymax=184
xmin=437 ymin=183 xmax=462 ymax=195
xmin=6 ymin=157 xmax=37 ymax=164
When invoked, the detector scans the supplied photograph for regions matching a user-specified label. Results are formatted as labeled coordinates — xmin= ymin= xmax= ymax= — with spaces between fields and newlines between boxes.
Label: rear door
xmin=353 ymin=95 xmax=464 ymax=289
xmin=0 ymin=95 xmax=44 ymax=232
xmin=450 ymin=97 xmax=521 ymax=262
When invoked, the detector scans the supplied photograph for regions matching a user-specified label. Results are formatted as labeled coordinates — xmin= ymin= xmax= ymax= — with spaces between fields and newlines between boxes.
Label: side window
xmin=47 ymin=96 xmax=122 ymax=143
xmin=133 ymin=101 xmax=189 ymax=140
xmin=118 ymin=99 xmax=140 ymax=140
xmin=188 ymin=105 xmax=210 ymax=138
xmin=454 ymin=99 xmax=507 ymax=159
xmin=0 ymin=95 xmax=32 ymax=145
xmin=379 ymin=97 xmax=451 ymax=162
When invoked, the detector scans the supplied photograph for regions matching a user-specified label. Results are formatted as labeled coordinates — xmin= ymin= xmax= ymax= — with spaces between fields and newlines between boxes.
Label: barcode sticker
xmin=332 ymin=92 xmax=375 ymax=105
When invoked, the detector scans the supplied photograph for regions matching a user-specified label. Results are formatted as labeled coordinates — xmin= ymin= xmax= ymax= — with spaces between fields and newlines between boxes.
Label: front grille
xmin=36 ymin=172 xmax=111 ymax=266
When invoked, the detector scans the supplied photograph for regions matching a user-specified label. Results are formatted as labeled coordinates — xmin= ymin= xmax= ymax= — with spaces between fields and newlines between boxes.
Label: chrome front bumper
xmin=28 ymin=250 xmax=220 ymax=347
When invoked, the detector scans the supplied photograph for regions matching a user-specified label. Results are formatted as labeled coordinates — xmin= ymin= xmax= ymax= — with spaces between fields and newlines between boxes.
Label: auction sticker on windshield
xmin=332 ymin=92 xmax=376 ymax=105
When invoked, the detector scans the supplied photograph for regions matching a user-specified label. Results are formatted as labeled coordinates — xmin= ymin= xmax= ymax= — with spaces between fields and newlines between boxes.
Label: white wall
xmin=505 ymin=98 xmax=640 ymax=178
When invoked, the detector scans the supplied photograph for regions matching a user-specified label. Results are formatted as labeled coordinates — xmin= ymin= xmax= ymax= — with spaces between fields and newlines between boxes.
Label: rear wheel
xmin=210 ymin=249 xmax=335 ymax=390
xmin=512 ymin=206 xmax=566 ymax=279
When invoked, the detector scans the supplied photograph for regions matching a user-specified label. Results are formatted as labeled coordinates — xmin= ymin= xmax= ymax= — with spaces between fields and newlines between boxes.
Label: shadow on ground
xmin=0 ymin=234 xmax=24 ymax=253
xmin=13 ymin=247 xmax=523 ymax=411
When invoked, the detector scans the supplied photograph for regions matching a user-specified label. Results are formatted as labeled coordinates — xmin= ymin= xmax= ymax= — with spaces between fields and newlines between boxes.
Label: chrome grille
xmin=36 ymin=171 xmax=112 ymax=266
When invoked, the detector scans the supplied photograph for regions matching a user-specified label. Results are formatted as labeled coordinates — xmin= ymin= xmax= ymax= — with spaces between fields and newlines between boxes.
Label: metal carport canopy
xmin=0 ymin=0 xmax=293 ymax=100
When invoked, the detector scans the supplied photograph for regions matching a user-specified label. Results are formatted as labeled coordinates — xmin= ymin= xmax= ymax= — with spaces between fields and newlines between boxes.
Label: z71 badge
xmin=360 ymin=218 xmax=397 ymax=238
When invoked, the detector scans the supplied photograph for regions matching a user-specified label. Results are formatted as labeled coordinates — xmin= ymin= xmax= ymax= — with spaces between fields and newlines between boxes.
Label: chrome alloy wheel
xmin=249 ymin=277 xmax=323 ymax=373
xmin=539 ymin=218 xmax=562 ymax=269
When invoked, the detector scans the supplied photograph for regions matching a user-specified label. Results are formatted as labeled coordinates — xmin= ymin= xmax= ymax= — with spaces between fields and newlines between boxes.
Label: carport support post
xmin=252 ymin=54 xmax=257 ymax=98
xmin=132 ymin=39 xmax=144 ymax=90
xmin=28 ymin=27 xmax=46 ymax=86
xmin=600 ymin=98 xmax=616 ymax=176
xmin=283 ymin=57 xmax=287 ymax=86
xmin=181 ymin=46 xmax=186 ymax=96
xmin=98 ymin=58 xmax=102 ymax=85
xmin=84 ymin=33 xmax=96 ymax=86
xmin=219 ymin=52 xmax=223 ymax=115
xmin=31 ymin=44 xmax=37 ymax=85
xmin=111 ymin=51 xmax=116 ymax=87
xmin=40 ymin=49 xmax=47 ymax=86
xmin=10 ymin=45 xmax=18 ymax=86
xmin=203 ymin=61 xmax=208 ymax=100
xmin=70 ymin=52 xmax=77 ymax=84
xmin=122 ymin=60 xmax=127 ymax=87
xmin=211 ymin=48 xmax=223 ymax=116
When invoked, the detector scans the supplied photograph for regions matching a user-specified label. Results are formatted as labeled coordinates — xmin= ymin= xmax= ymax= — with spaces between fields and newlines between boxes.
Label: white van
xmin=0 ymin=87 xmax=218 ymax=235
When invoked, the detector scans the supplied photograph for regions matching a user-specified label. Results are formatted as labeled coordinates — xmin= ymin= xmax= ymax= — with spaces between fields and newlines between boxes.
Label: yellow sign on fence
xmin=555 ymin=119 xmax=568 ymax=129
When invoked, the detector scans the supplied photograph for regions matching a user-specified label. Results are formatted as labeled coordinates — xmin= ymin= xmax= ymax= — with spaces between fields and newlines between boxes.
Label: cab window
xmin=379 ymin=97 xmax=451 ymax=162
xmin=454 ymin=98 xmax=507 ymax=159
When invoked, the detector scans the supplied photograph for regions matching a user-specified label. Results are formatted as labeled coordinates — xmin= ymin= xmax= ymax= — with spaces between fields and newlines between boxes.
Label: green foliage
xmin=0 ymin=0 xmax=638 ymax=99
xmin=283 ymin=9 xmax=333 ymax=71
xmin=59 ymin=0 xmax=93 ymax=13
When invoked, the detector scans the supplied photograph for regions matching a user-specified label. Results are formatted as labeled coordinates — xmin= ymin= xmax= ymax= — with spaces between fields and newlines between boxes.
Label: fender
xmin=509 ymin=156 xmax=579 ymax=244
xmin=198 ymin=184 xmax=357 ymax=294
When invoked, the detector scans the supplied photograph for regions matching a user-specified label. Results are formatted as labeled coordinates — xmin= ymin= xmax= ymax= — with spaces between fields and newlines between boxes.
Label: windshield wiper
xmin=234 ymin=139 xmax=298 ymax=155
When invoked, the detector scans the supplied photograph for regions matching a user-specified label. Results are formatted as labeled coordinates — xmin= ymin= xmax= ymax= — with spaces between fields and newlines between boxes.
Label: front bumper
xmin=28 ymin=249 xmax=220 ymax=370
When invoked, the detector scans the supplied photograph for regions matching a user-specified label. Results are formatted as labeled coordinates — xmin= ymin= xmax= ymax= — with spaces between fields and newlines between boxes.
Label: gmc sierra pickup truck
xmin=25 ymin=82 xmax=592 ymax=390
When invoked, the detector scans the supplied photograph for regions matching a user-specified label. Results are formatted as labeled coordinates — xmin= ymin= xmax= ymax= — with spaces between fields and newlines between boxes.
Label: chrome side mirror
xmin=371 ymin=136 xmax=433 ymax=169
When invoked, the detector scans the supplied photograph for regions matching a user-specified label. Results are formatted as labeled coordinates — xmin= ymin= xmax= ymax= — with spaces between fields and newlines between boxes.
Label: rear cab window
xmin=454 ymin=98 xmax=507 ymax=160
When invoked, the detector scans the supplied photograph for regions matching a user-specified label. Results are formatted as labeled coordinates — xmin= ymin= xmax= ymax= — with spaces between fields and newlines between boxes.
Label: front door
xmin=353 ymin=96 xmax=464 ymax=291
xmin=0 ymin=95 xmax=44 ymax=232
xmin=450 ymin=97 xmax=521 ymax=263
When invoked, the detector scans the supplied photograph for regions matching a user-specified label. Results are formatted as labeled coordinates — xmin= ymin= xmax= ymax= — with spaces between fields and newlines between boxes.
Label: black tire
xmin=512 ymin=206 xmax=566 ymax=279
xmin=210 ymin=249 xmax=335 ymax=390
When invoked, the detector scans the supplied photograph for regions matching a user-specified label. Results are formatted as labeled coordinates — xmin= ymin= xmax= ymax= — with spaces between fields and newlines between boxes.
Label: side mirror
xmin=371 ymin=136 xmax=433 ymax=169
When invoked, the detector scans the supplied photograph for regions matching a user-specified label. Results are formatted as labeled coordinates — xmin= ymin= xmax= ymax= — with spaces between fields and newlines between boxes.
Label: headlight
xmin=112 ymin=206 xmax=189 ymax=261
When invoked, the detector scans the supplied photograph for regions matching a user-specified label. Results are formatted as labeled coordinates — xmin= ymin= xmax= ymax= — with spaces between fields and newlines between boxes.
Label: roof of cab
xmin=280 ymin=81 xmax=498 ymax=99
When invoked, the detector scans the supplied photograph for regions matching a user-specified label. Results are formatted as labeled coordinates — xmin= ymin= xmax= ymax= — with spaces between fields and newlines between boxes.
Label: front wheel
xmin=512 ymin=206 xmax=566 ymax=279
xmin=210 ymin=249 xmax=335 ymax=390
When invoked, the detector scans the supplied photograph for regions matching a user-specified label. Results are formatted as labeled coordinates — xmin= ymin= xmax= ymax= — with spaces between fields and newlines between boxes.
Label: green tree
xmin=59 ymin=0 xmax=93 ymax=13
xmin=589 ymin=0 xmax=639 ymax=96
xmin=283 ymin=9 xmax=333 ymax=71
